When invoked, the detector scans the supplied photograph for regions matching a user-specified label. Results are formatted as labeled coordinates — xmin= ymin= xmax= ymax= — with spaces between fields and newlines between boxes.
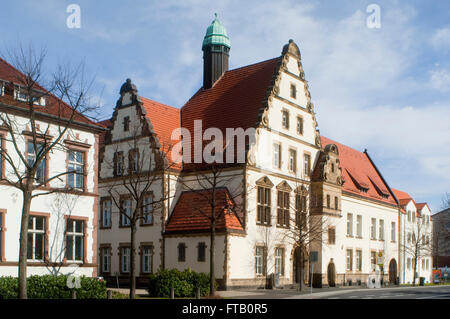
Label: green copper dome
xmin=202 ymin=13 xmax=231 ymax=50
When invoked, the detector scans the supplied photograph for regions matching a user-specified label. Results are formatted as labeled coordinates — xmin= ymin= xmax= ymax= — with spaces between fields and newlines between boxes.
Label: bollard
xmin=196 ymin=287 xmax=201 ymax=299
xmin=71 ymin=290 xmax=77 ymax=299
xmin=170 ymin=287 xmax=175 ymax=299
xmin=107 ymin=290 xmax=113 ymax=299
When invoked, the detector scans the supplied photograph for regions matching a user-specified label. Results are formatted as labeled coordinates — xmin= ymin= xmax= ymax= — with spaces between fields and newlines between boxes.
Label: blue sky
xmin=1 ymin=0 xmax=449 ymax=212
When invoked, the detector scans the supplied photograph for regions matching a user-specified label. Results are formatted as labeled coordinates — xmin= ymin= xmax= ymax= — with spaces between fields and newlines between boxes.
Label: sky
xmin=1 ymin=0 xmax=449 ymax=212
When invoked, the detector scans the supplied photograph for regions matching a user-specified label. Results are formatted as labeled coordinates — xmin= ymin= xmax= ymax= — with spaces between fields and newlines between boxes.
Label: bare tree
xmin=402 ymin=220 xmax=432 ymax=286
xmin=281 ymin=177 xmax=329 ymax=291
xmin=0 ymin=45 xmax=99 ymax=298
xmin=178 ymin=162 xmax=246 ymax=297
xmin=104 ymin=122 xmax=174 ymax=299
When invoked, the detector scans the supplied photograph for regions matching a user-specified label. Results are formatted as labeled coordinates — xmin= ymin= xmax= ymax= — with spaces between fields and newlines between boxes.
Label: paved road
xmin=319 ymin=285 xmax=450 ymax=299
xmin=218 ymin=285 xmax=450 ymax=299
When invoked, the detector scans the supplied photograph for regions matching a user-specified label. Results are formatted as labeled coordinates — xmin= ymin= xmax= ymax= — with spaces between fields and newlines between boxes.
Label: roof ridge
xmin=226 ymin=56 xmax=280 ymax=73
xmin=140 ymin=95 xmax=178 ymax=110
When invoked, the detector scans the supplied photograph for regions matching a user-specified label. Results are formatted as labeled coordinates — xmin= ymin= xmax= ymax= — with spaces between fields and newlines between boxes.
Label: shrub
xmin=0 ymin=275 xmax=106 ymax=299
xmin=148 ymin=269 xmax=218 ymax=298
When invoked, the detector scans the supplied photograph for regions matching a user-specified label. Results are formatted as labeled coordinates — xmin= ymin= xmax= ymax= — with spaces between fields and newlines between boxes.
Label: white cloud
xmin=430 ymin=27 xmax=450 ymax=52
xmin=429 ymin=69 xmax=450 ymax=92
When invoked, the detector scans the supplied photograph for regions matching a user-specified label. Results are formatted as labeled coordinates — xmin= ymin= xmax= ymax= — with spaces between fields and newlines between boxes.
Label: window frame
xmin=197 ymin=242 xmax=206 ymax=262
xmin=275 ymin=247 xmax=285 ymax=277
xmin=140 ymin=243 xmax=153 ymax=274
xmin=178 ymin=243 xmax=186 ymax=262
xmin=296 ymin=116 xmax=303 ymax=135
xmin=281 ymin=110 xmax=290 ymax=130
xmin=277 ymin=190 xmax=290 ymax=228
xmin=100 ymin=197 xmax=112 ymax=229
xmin=257 ymin=186 xmax=272 ymax=226
xmin=67 ymin=149 xmax=86 ymax=191
xmin=119 ymin=196 xmax=132 ymax=228
xmin=100 ymin=244 xmax=112 ymax=274
xmin=119 ymin=244 xmax=131 ymax=274
xmin=141 ymin=193 xmax=154 ymax=226
xmin=27 ymin=214 xmax=48 ymax=262
xmin=273 ymin=143 xmax=281 ymax=169
xmin=65 ymin=217 xmax=87 ymax=263
xmin=290 ymin=83 xmax=297 ymax=99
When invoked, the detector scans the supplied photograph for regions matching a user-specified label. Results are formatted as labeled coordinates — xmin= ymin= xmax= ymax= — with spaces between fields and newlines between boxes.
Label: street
xmin=217 ymin=285 xmax=450 ymax=299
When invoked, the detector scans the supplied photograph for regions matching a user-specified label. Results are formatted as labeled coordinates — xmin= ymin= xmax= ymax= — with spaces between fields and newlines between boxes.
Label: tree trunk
xmin=299 ymin=247 xmax=303 ymax=291
xmin=412 ymin=256 xmax=417 ymax=287
xmin=18 ymin=189 xmax=32 ymax=299
xmin=129 ymin=223 xmax=136 ymax=299
xmin=210 ymin=220 xmax=215 ymax=296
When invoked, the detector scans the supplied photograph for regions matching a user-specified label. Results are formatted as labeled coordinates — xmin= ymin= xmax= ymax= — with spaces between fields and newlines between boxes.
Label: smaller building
xmin=432 ymin=208 xmax=450 ymax=268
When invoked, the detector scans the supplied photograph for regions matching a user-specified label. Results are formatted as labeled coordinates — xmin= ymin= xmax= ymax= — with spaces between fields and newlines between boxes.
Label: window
xmin=371 ymin=251 xmax=377 ymax=271
xmin=68 ymin=150 xmax=84 ymax=189
xmin=334 ymin=197 xmax=338 ymax=210
xmin=114 ymin=152 xmax=124 ymax=176
xmin=128 ymin=149 xmax=139 ymax=173
xmin=408 ymin=211 xmax=411 ymax=222
xmin=273 ymin=143 xmax=281 ymax=168
xmin=275 ymin=248 xmax=284 ymax=276
xmin=120 ymin=198 xmax=132 ymax=227
xmin=326 ymin=195 xmax=331 ymax=208
xmin=142 ymin=246 xmax=153 ymax=273
xmin=407 ymin=232 xmax=411 ymax=244
xmin=121 ymin=247 xmax=130 ymax=273
xmin=0 ymin=82 xmax=4 ymax=96
xmin=14 ymin=87 xmax=46 ymax=106
xmin=282 ymin=110 xmax=289 ymax=129
xmin=407 ymin=258 xmax=411 ymax=270
xmin=27 ymin=142 xmax=45 ymax=184
xmin=296 ymin=117 xmax=303 ymax=135
xmin=371 ymin=218 xmax=376 ymax=240
xmin=346 ymin=249 xmax=353 ymax=271
xmin=328 ymin=227 xmax=336 ymax=245
xmin=379 ymin=219 xmax=384 ymax=240
xmin=290 ymin=84 xmax=297 ymax=99
xmin=356 ymin=215 xmax=362 ymax=238
xmin=356 ymin=250 xmax=362 ymax=271
xmin=255 ymin=246 xmax=265 ymax=275
xmin=412 ymin=212 xmax=415 ymax=223
xmin=123 ymin=116 xmax=130 ymax=132
xmin=391 ymin=222 xmax=396 ymax=242
xmin=27 ymin=216 xmax=45 ymax=261
xmin=303 ymin=154 xmax=311 ymax=177
xmin=426 ymin=259 xmax=429 ymax=270
xmin=288 ymin=149 xmax=297 ymax=172
xmin=142 ymin=195 xmax=153 ymax=225
xmin=347 ymin=213 xmax=353 ymax=237
xmin=198 ymin=242 xmax=206 ymax=262
xmin=257 ymin=186 xmax=271 ymax=225
xmin=178 ymin=243 xmax=186 ymax=262
xmin=102 ymin=199 xmax=111 ymax=228
xmin=277 ymin=191 xmax=290 ymax=227
xmin=66 ymin=219 xmax=84 ymax=262
xmin=100 ymin=247 xmax=111 ymax=273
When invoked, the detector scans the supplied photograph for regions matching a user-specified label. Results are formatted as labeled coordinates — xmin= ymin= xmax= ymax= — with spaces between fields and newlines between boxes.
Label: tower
xmin=202 ymin=13 xmax=231 ymax=89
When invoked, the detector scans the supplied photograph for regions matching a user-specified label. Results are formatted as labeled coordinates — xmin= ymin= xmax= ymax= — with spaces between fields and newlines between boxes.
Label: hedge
xmin=148 ymin=269 xmax=218 ymax=298
xmin=0 ymin=275 xmax=106 ymax=299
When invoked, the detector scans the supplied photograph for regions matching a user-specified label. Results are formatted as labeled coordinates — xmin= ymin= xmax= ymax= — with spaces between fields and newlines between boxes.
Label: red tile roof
xmin=321 ymin=136 xmax=397 ymax=206
xmin=165 ymin=188 xmax=244 ymax=234
xmin=0 ymin=57 xmax=100 ymax=127
xmin=181 ymin=57 xmax=280 ymax=169
xmin=141 ymin=97 xmax=181 ymax=170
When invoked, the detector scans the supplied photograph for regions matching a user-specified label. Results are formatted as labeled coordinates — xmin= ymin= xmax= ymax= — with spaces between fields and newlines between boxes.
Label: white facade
xmin=0 ymin=112 xmax=100 ymax=277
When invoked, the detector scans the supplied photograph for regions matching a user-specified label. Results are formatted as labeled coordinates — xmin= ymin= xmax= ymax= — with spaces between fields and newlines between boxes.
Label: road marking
xmin=416 ymin=294 xmax=450 ymax=299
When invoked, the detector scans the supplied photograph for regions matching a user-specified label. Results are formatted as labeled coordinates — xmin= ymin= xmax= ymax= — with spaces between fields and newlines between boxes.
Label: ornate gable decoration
xmin=315 ymin=144 xmax=343 ymax=186
xmin=255 ymin=176 xmax=274 ymax=188
xmin=295 ymin=185 xmax=308 ymax=194
xmin=276 ymin=180 xmax=292 ymax=192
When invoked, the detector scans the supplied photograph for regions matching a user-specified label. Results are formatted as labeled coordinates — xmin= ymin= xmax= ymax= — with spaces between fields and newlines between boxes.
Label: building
xmin=0 ymin=57 xmax=103 ymax=277
xmin=392 ymin=189 xmax=433 ymax=284
xmin=97 ymin=15 xmax=433 ymax=288
xmin=432 ymin=208 xmax=450 ymax=268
